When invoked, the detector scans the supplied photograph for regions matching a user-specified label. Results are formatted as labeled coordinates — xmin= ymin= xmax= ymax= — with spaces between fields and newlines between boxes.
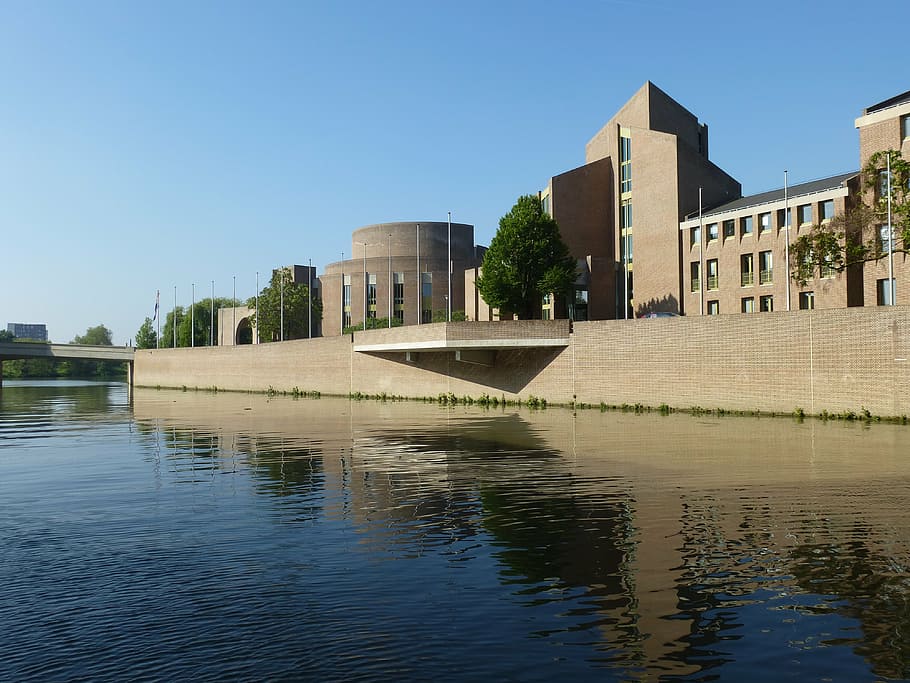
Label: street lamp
xmin=388 ymin=234 xmax=392 ymax=328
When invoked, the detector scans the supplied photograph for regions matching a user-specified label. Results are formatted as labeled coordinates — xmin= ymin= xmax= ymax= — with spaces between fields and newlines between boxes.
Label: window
xmin=367 ymin=273 xmax=377 ymax=317
xmin=690 ymin=225 xmax=701 ymax=248
xmin=690 ymin=262 xmax=700 ymax=292
xmin=760 ymin=295 xmax=774 ymax=312
xmin=620 ymin=135 xmax=632 ymax=194
xmin=707 ymin=300 xmax=719 ymax=315
xmin=741 ymin=215 xmax=753 ymax=236
xmin=620 ymin=199 xmax=632 ymax=264
xmin=723 ymin=219 xmax=735 ymax=239
xmin=541 ymin=194 xmax=550 ymax=215
xmin=759 ymin=212 xmax=771 ymax=234
xmin=759 ymin=250 xmax=773 ymax=284
xmin=798 ymin=204 xmax=812 ymax=225
xmin=541 ymin=293 xmax=552 ymax=320
xmin=706 ymin=259 xmax=718 ymax=290
xmin=903 ymin=115 xmax=910 ymax=140
xmin=820 ymin=257 xmax=836 ymax=279
xmin=421 ymin=272 xmax=433 ymax=323
xmin=393 ymin=272 xmax=405 ymax=322
xmin=821 ymin=200 xmax=834 ymax=222
xmin=342 ymin=275 xmax=352 ymax=329
xmin=740 ymin=253 xmax=754 ymax=286
xmin=799 ymin=291 xmax=815 ymax=310
xmin=777 ymin=208 xmax=791 ymax=230
xmin=880 ymin=224 xmax=895 ymax=252
xmin=877 ymin=278 xmax=894 ymax=306
xmin=707 ymin=222 xmax=718 ymax=241
xmin=880 ymin=170 xmax=891 ymax=199
xmin=741 ymin=297 xmax=755 ymax=313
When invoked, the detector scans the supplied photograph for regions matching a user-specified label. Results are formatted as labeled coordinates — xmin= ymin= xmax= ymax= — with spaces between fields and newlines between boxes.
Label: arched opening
xmin=235 ymin=317 xmax=253 ymax=345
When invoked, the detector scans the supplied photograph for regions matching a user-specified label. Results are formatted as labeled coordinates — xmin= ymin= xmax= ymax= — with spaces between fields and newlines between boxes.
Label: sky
xmin=1 ymin=0 xmax=907 ymax=344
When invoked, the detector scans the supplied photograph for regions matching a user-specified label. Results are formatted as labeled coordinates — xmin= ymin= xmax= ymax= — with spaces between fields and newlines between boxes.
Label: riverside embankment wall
xmin=134 ymin=307 xmax=910 ymax=417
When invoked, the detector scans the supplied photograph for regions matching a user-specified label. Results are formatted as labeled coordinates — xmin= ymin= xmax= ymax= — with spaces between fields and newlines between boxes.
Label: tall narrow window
xmin=620 ymin=198 xmax=633 ymax=264
xmin=877 ymin=278 xmax=894 ymax=306
xmin=367 ymin=273 xmax=377 ymax=319
xmin=690 ymin=225 xmax=701 ymax=248
xmin=821 ymin=200 xmax=834 ymax=222
xmin=342 ymin=275 xmax=352 ymax=329
xmin=799 ymin=292 xmax=815 ymax=310
xmin=706 ymin=259 xmax=718 ymax=290
xmin=740 ymin=253 xmax=754 ymax=286
xmin=707 ymin=223 xmax=718 ymax=241
xmin=707 ymin=300 xmax=719 ymax=315
xmin=690 ymin=262 xmax=700 ymax=292
xmin=798 ymin=204 xmax=812 ymax=225
xmin=723 ymin=219 xmax=735 ymax=239
xmin=902 ymin=115 xmax=910 ymax=140
xmin=759 ymin=212 xmax=771 ymax=234
xmin=393 ymin=272 xmax=405 ymax=323
xmin=741 ymin=297 xmax=755 ymax=313
xmin=421 ymin=272 xmax=433 ymax=323
xmin=777 ymin=208 xmax=792 ymax=230
xmin=760 ymin=295 xmax=774 ymax=312
xmin=620 ymin=135 xmax=632 ymax=194
xmin=759 ymin=251 xmax=773 ymax=284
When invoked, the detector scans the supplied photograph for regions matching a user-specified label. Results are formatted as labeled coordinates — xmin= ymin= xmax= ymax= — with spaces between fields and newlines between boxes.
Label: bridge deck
xmin=0 ymin=342 xmax=135 ymax=362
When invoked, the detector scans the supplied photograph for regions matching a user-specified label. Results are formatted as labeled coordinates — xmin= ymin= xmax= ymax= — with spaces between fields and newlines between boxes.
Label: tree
xmin=791 ymin=150 xmax=910 ymax=286
xmin=476 ymin=195 xmax=577 ymax=320
xmin=0 ymin=330 xmax=14 ymax=342
xmin=68 ymin=324 xmax=121 ymax=378
xmin=74 ymin=324 xmax=113 ymax=346
xmin=135 ymin=317 xmax=157 ymax=349
xmin=249 ymin=268 xmax=322 ymax=341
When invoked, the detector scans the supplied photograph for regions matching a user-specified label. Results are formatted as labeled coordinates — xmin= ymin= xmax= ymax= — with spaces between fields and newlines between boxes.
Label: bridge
xmin=0 ymin=342 xmax=136 ymax=387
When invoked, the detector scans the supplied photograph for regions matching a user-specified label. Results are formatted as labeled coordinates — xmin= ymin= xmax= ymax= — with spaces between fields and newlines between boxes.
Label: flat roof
xmin=865 ymin=90 xmax=910 ymax=115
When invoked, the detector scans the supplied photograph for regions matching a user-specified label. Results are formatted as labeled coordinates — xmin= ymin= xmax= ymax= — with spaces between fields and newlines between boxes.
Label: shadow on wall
xmin=370 ymin=346 xmax=566 ymax=394
xmin=636 ymin=295 xmax=679 ymax=318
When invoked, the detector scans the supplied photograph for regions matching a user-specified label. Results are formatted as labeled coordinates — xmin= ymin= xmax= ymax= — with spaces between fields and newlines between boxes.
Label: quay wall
xmin=134 ymin=307 xmax=910 ymax=417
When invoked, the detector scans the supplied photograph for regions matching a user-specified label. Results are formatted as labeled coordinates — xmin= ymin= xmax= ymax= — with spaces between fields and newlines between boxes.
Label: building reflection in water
xmin=133 ymin=389 xmax=910 ymax=680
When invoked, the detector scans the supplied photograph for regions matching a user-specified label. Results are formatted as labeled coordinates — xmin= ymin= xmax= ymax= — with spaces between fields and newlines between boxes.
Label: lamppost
xmin=447 ymin=211 xmax=452 ymax=322
xmin=255 ymin=271 xmax=259 ymax=344
xmin=388 ymin=234 xmax=392 ymax=328
xmin=191 ymin=283 xmax=195 ymax=348
xmin=232 ymin=276 xmax=236 ymax=345
xmin=173 ymin=285 xmax=178 ymax=347
xmin=416 ymin=224 xmax=421 ymax=324
xmin=308 ymin=258 xmax=313 ymax=338
xmin=279 ymin=267 xmax=284 ymax=341
xmin=210 ymin=280 xmax=214 ymax=346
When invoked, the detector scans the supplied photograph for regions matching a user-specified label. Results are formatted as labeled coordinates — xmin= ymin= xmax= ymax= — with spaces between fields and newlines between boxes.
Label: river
xmin=1 ymin=380 xmax=909 ymax=681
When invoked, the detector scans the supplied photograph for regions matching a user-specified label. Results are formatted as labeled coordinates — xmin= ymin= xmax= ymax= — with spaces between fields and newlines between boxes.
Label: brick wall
xmin=135 ymin=309 xmax=910 ymax=417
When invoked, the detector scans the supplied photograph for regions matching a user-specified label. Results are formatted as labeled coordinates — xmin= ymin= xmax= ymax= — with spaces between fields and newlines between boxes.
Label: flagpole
xmin=232 ymin=276 xmax=236 ymax=344
xmin=308 ymin=258 xmax=313 ymax=338
xmin=156 ymin=290 xmax=160 ymax=348
xmin=191 ymin=283 xmax=195 ymax=347
xmin=388 ymin=234 xmax=392 ymax=328
xmin=210 ymin=280 xmax=214 ymax=346
xmin=416 ymin=224 xmax=421 ymax=325
xmin=447 ymin=212 xmax=452 ymax=322
xmin=255 ymin=271 xmax=260 ymax=344
xmin=340 ymin=252 xmax=344 ymax=335
xmin=784 ymin=171 xmax=791 ymax=311
xmin=888 ymin=153 xmax=894 ymax=305
xmin=174 ymin=286 xmax=178 ymax=347
xmin=280 ymin=268 xmax=284 ymax=341
xmin=699 ymin=187 xmax=704 ymax=316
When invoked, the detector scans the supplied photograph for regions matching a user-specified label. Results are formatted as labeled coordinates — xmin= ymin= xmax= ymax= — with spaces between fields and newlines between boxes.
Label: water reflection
xmin=125 ymin=389 xmax=910 ymax=680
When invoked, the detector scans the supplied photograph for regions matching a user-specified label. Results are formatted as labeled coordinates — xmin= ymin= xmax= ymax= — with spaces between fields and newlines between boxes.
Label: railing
xmin=741 ymin=272 xmax=754 ymax=286
xmin=760 ymin=270 xmax=773 ymax=285
xmin=690 ymin=278 xmax=700 ymax=292
xmin=707 ymin=276 xmax=718 ymax=290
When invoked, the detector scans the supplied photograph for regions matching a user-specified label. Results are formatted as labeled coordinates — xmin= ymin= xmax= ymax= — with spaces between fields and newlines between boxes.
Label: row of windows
xmin=342 ymin=272 xmax=434 ymax=326
xmin=691 ymin=251 xmax=778 ymax=292
xmin=706 ymin=292 xmax=817 ymax=315
xmin=690 ymin=199 xmax=835 ymax=248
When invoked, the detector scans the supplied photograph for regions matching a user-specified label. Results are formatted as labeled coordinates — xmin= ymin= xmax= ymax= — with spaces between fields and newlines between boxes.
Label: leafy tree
xmin=343 ymin=316 xmax=403 ymax=334
xmin=477 ymin=195 xmax=577 ymax=319
xmin=431 ymin=309 xmax=467 ymax=323
xmin=791 ymin=150 xmax=910 ymax=285
xmin=249 ymin=268 xmax=322 ymax=342
xmin=135 ymin=317 xmax=157 ymax=349
xmin=0 ymin=330 xmax=14 ymax=342
xmin=74 ymin=324 xmax=113 ymax=346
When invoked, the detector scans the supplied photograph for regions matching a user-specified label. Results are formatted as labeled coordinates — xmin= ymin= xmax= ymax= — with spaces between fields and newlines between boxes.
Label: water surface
xmin=1 ymin=381 xmax=909 ymax=681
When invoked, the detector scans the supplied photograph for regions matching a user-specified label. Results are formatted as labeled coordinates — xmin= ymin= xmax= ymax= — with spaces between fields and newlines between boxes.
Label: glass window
xmin=723 ymin=219 xmax=735 ymax=238
xmin=367 ymin=273 xmax=377 ymax=309
xmin=903 ymin=115 xmax=910 ymax=139
xmin=759 ymin=212 xmax=771 ymax=233
xmin=821 ymin=200 xmax=834 ymax=222
xmin=759 ymin=251 xmax=773 ymax=284
xmin=620 ymin=136 xmax=632 ymax=194
xmin=741 ymin=216 xmax=753 ymax=236
xmin=799 ymin=292 xmax=815 ymax=310
xmin=798 ymin=204 xmax=812 ymax=225
xmin=707 ymin=223 xmax=718 ymax=241
xmin=741 ymin=297 xmax=755 ymax=313
xmin=740 ymin=253 xmax=754 ymax=286
xmin=880 ymin=224 xmax=895 ymax=252
xmin=421 ymin=272 xmax=433 ymax=323
xmin=707 ymin=300 xmax=719 ymax=315
xmin=777 ymin=208 xmax=792 ymax=230
xmin=877 ymin=278 xmax=894 ymax=306
xmin=690 ymin=225 xmax=701 ymax=248
xmin=541 ymin=194 xmax=550 ymax=215
xmin=760 ymin=295 xmax=774 ymax=312
xmin=690 ymin=262 xmax=700 ymax=292
xmin=707 ymin=259 xmax=718 ymax=290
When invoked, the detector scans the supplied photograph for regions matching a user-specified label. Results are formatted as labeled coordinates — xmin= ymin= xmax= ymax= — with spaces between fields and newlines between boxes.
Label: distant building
xmin=7 ymin=323 xmax=48 ymax=341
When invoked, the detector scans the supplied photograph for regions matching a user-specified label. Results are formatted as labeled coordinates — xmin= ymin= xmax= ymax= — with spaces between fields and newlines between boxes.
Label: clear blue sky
xmin=1 ymin=0 xmax=906 ymax=344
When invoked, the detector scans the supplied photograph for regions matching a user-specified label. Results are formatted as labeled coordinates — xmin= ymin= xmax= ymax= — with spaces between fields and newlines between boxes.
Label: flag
xmin=153 ymin=290 xmax=159 ymax=321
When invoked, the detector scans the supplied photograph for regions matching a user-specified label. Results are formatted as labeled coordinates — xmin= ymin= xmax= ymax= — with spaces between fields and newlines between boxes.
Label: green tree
xmin=0 ymin=330 xmax=14 ymax=342
xmin=791 ymin=149 xmax=910 ymax=285
xmin=135 ymin=317 xmax=157 ymax=349
xmin=343 ymin=316 xmax=404 ymax=334
xmin=249 ymin=268 xmax=322 ymax=341
xmin=74 ymin=324 xmax=113 ymax=346
xmin=158 ymin=306 xmax=184 ymax=348
xmin=476 ymin=195 xmax=577 ymax=320
xmin=68 ymin=324 xmax=121 ymax=378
